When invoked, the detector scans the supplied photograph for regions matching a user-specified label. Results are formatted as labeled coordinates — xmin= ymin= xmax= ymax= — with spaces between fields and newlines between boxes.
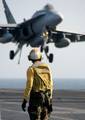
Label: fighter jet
xmin=0 ymin=0 xmax=85 ymax=63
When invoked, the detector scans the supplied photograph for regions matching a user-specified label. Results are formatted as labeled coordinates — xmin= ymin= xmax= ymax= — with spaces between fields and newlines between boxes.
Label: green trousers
xmin=28 ymin=91 xmax=52 ymax=120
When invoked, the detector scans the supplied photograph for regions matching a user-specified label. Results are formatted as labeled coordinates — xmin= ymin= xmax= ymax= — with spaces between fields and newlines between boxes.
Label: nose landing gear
xmin=48 ymin=53 xmax=53 ymax=63
xmin=41 ymin=46 xmax=54 ymax=63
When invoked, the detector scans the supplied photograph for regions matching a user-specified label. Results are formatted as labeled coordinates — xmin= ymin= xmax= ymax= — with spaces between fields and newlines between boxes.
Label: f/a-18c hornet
xmin=0 ymin=0 xmax=85 ymax=63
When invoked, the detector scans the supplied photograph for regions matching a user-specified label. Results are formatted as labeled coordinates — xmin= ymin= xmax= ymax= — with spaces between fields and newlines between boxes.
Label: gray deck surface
xmin=0 ymin=89 xmax=85 ymax=120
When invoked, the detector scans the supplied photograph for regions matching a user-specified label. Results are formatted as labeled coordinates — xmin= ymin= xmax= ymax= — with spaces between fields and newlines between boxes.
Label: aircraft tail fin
xmin=2 ymin=0 xmax=16 ymax=24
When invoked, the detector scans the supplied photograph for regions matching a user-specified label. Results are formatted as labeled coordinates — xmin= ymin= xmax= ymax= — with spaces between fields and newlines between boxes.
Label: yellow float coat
xmin=23 ymin=61 xmax=53 ymax=100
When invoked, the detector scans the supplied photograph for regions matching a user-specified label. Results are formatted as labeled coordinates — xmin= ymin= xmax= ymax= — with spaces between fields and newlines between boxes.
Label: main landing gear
xmin=9 ymin=45 xmax=22 ymax=64
xmin=10 ymin=50 xmax=15 ymax=60
xmin=41 ymin=46 xmax=54 ymax=63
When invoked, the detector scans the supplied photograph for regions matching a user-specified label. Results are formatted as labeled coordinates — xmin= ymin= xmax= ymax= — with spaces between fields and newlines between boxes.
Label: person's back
xmin=32 ymin=61 xmax=53 ymax=93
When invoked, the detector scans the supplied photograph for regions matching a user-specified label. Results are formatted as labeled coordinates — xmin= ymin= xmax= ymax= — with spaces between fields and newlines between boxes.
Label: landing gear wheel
xmin=48 ymin=53 xmax=53 ymax=63
xmin=10 ymin=50 xmax=15 ymax=60
xmin=45 ymin=46 xmax=49 ymax=53
xmin=40 ymin=46 xmax=43 ymax=52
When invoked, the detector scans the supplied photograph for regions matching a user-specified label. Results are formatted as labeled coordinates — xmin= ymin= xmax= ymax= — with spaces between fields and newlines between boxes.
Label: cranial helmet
xmin=28 ymin=48 xmax=42 ymax=61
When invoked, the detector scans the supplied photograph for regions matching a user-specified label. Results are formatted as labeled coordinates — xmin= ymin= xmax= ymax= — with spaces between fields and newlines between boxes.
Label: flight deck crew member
xmin=22 ymin=48 xmax=53 ymax=120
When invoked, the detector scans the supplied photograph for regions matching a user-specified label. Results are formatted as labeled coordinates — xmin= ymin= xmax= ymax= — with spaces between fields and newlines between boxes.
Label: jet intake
xmin=23 ymin=27 xmax=29 ymax=36
xmin=55 ymin=37 xmax=71 ymax=48
xmin=30 ymin=36 xmax=44 ymax=47
xmin=0 ymin=32 xmax=13 ymax=43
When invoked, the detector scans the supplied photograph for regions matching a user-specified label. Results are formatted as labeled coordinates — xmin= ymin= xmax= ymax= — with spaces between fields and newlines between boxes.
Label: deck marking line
xmin=0 ymin=111 xmax=1 ymax=120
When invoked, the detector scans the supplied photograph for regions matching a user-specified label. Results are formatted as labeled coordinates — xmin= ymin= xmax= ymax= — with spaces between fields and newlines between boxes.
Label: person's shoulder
xmin=40 ymin=62 xmax=51 ymax=69
xmin=27 ymin=65 xmax=34 ymax=73
xmin=42 ymin=63 xmax=48 ymax=67
xmin=41 ymin=62 xmax=49 ymax=66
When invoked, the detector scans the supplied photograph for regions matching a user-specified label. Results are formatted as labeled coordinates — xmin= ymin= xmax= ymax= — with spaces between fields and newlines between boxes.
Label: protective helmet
xmin=28 ymin=48 xmax=42 ymax=61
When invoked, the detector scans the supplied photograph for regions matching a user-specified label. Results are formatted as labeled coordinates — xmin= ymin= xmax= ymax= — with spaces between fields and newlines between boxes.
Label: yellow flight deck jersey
xmin=23 ymin=61 xmax=53 ymax=100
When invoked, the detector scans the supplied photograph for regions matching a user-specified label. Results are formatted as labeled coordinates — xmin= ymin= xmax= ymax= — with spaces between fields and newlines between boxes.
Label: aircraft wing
xmin=55 ymin=30 xmax=85 ymax=42
xmin=0 ymin=24 xmax=17 ymax=28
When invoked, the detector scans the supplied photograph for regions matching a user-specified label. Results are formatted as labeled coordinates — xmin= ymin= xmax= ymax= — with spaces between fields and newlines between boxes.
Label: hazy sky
xmin=0 ymin=0 xmax=85 ymax=79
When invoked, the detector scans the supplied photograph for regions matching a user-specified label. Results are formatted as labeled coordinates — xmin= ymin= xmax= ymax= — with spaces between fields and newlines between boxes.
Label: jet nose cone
xmin=57 ymin=12 xmax=64 ymax=22
xmin=53 ymin=11 xmax=64 ymax=25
